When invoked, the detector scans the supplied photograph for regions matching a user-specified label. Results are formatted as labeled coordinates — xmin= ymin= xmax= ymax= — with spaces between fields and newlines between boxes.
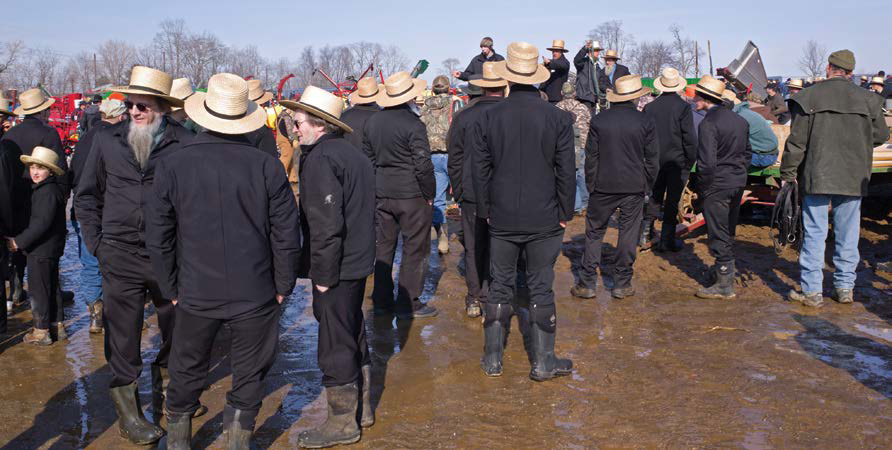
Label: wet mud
xmin=1 ymin=209 xmax=890 ymax=448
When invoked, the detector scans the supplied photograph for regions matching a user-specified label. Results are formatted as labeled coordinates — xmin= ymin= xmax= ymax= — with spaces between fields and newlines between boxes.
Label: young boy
xmin=7 ymin=146 xmax=67 ymax=345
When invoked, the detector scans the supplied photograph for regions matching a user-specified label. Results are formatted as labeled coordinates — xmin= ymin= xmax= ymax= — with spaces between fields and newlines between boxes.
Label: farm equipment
xmin=45 ymin=91 xmax=83 ymax=158
xmin=716 ymin=41 xmax=770 ymax=99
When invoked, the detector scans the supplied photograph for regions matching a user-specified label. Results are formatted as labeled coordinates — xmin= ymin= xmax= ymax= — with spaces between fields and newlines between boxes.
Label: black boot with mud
xmin=481 ymin=303 xmax=512 ymax=377
xmin=88 ymin=300 xmax=104 ymax=334
xmin=223 ymin=405 xmax=254 ymax=450
xmin=529 ymin=323 xmax=572 ymax=382
xmin=358 ymin=364 xmax=374 ymax=428
xmin=11 ymin=275 xmax=26 ymax=306
xmin=109 ymin=382 xmax=165 ymax=445
xmin=151 ymin=365 xmax=207 ymax=423
xmin=298 ymin=383 xmax=361 ymax=448
xmin=696 ymin=262 xmax=736 ymax=299
xmin=165 ymin=411 xmax=191 ymax=450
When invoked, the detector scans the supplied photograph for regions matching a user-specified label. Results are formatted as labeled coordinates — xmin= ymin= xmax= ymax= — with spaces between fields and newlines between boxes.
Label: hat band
xmin=250 ymin=91 xmax=267 ymax=102
xmin=385 ymin=82 xmax=414 ymax=98
xmin=506 ymin=63 xmax=538 ymax=77
xmin=204 ymin=101 xmax=248 ymax=120
xmin=126 ymin=84 xmax=169 ymax=96
xmin=696 ymin=84 xmax=724 ymax=98
xmin=23 ymin=99 xmax=49 ymax=112
xmin=358 ymin=89 xmax=379 ymax=98
xmin=616 ymin=86 xmax=647 ymax=96
xmin=661 ymin=78 xmax=681 ymax=88
xmin=483 ymin=76 xmax=503 ymax=82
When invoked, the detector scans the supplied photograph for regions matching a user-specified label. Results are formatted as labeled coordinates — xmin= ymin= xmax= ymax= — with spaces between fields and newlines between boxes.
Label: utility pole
xmin=695 ymin=42 xmax=699 ymax=76
xmin=93 ymin=54 xmax=97 ymax=87
xmin=707 ymin=40 xmax=714 ymax=76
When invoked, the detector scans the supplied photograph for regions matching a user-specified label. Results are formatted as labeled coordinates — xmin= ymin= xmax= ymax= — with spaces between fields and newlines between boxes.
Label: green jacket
xmin=780 ymin=77 xmax=889 ymax=196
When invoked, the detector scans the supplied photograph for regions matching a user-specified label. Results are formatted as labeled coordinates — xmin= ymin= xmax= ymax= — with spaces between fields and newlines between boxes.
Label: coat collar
xmin=507 ymin=84 xmax=541 ymax=99
xmin=31 ymin=176 xmax=57 ymax=191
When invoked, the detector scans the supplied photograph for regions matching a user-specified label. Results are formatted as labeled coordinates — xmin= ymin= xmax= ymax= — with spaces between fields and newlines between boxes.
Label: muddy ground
xmin=1 ymin=205 xmax=890 ymax=449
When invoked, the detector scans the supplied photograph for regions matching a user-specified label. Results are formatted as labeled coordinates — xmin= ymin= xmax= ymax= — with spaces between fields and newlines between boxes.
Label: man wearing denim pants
xmin=555 ymin=82 xmax=591 ymax=215
xmin=420 ymin=75 xmax=455 ymax=254
xmin=781 ymin=49 xmax=889 ymax=307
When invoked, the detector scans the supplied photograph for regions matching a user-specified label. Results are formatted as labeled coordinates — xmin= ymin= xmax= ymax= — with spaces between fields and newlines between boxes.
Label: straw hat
xmin=280 ymin=86 xmax=352 ymax=133
xmin=721 ymin=89 xmax=741 ymax=105
xmin=653 ymin=68 xmax=687 ymax=93
xmin=13 ymin=88 xmax=55 ymax=116
xmin=469 ymin=62 xmax=508 ymax=88
xmin=786 ymin=79 xmax=804 ymax=90
xmin=114 ymin=66 xmax=183 ymax=107
xmin=20 ymin=146 xmax=64 ymax=175
xmin=606 ymin=75 xmax=651 ymax=103
xmin=247 ymin=79 xmax=273 ymax=105
xmin=546 ymin=40 xmax=568 ymax=53
xmin=0 ymin=96 xmax=14 ymax=116
xmin=869 ymin=76 xmax=885 ymax=87
xmin=184 ymin=73 xmax=267 ymax=134
xmin=604 ymin=50 xmax=621 ymax=60
xmin=169 ymin=78 xmax=194 ymax=111
xmin=375 ymin=71 xmax=428 ymax=107
xmin=588 ymin=40 xmax=604 ymax=51
xmin=348 ymin=77 xmax=382 ymax=105
xmin=492 ymin=42 xmax=550 ymax=85
xmin=693 ymin=75 xmax=726 ymax=101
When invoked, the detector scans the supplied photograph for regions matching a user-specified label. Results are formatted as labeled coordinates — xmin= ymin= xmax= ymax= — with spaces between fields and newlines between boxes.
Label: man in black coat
xmin=363 ymin=72 xmax=438 ymax=319
xmin=571 ymin=75 xmax=659 ymax=301
xmin=453 ymin=36 xmax=505 ymax=81
xmin=342 ymin=78 xmax=381 ymax=151
xmin=446 ymin=62 xmax=506 ymax=318
xmin=691 ymin=76 xmax=751 ymax=300
xmin=282 ymin=86 xmax=377 ymax=448
xmin=75 ymin=66 xmax=193 ymax=445
xmin=642 ymin=68 xmax=696 ymax=252
xmin=146 ymin=73 xmax=300 ymax=449
xmin=573 ymin=40 xmax=609 ymax=110
xmin=471 ymin=42 xmax=575 ymax=382
xmin=539 ymin=40 xmax=571 ymax=103
xmin=603 ymin=50 xmax=631 ymax=91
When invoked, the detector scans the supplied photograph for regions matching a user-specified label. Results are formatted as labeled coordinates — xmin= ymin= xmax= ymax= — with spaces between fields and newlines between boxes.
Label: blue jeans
xmin=72 ymin=220 xmax=102 ymax=303
xmin=431 ymin=153 xmax=449 ymax=226
xmin=750 ymin=152 xmax=778 ymax=168
xmin=574 ymin=167 xmax=589 ymax=212
xmin=799 ymin=195 xmax=861 ymax=294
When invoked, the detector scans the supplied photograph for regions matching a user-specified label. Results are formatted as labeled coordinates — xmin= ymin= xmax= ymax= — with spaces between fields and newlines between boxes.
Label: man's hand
xmin=543 ymin=57 xmax=551 ymax=65
xmin=428 ymin=200 xmax=433 ymax=206
xmin=585 ymin=40 xmax=593 ymax=49
xmin=559 ymin=221 xmax=567 ymax=229
xmin=452 ymin=70 xmax=462 ymax=79
xmin=172 ymin=298 xmax=178 ymax=306
xmin=276 ymin=294 xmax=285 ymax=304
xmin=5 ymin=237 xmax=17 ymax=252
xmin=315 ymin=285 xmax=329 ymax=293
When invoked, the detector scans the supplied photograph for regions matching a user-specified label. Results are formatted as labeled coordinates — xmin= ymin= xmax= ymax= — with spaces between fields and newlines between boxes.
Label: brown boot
xmin=23 ymin=328 xmax=52 ymax=346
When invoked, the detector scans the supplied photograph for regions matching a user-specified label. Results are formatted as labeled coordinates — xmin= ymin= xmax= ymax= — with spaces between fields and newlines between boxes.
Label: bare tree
xmin=799 ymin=40 xmax=828 ymax=77
xmin=0 ymin=40 xmax=24 ymax=76
xmin=98 ymin=40 xmax=137 ymax=85
xmin=587 ymin=20 xmax=635 ymax=59
xmin=295 ymin=46 xmax=317 ymax=89
xmin=32 ymin=48 xmax=60 ymax=93
xmin=669 ymin=24 xmax=702 ymax=77
xmin=378 ymin=45 xmax=409 ymax=77
xmin=348 ymin=42 xmax=384 ymax=77
xmin=153 ymin=18 xmax=189 ymax=77
xmin=182 ymin=32 xmax=226 ymax=88
xmin=441 ymin=58 xmax=461 ymax=84
xmin=630 ymin=40 xmax=675 ymax=78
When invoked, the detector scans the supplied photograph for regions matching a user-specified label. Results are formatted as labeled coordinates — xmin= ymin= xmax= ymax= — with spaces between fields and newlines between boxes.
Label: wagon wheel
xmin=678 ymin=180 xmax=697 ymax=224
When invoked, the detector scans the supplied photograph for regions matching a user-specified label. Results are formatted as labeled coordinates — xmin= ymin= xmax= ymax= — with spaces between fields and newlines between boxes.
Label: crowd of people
xmin=0 ymin=35 xmax=889 ymax=448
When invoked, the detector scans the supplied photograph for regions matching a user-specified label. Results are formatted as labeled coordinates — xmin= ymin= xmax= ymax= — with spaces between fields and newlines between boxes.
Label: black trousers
xmin=460 ymin=203 xmax=489 ymax=304
xmin=0 ymin=249 xmax=7 ymax=330
xmin=26 ymin=254 xmax=61 ymax=330
xmin=702 ymin=188 xmax=743 ymax=264
xmin=313 ymin=278 xmax=368 ymax=387
xmin=372 ymin=197 xmax=432 ymax=313
xmin=488 ymin=231 xmax=562 ymax=332
xmin=644 ymin=165 xmax=688 ymax=241
xmin=167 ymin=300 xmax=280 ymax=419
xmin=581 ymin=192 xmax=644 ymax=289
xmin=99 ymin=243 xmax=175 ymax=387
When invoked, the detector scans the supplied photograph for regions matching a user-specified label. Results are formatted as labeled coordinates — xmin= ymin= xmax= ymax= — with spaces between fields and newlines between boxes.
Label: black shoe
xmin=223 ymin=405 xmax=255 ymax=450
xmin=88 ymin=300 xmax=104 ymax=334
xmin=109 ymin=382 xmax=165 ymax=445
xmin=528 ymin=324 xmax=573 ymax=382
xmin=570 ymin=284 xmax=596 ymax=299
xmin=358 ymin=365 xmax=374 ymax=428
xmin=611 ymin=286 xmax=636 ymax=299
xmin=481 ymin=303 xmax=512 ymax=377
xmin=696 ymin=262 xmax=736 ymax=299
xmin=297 ymin=383 xmax=361 ymax=448
xmin=166 ymin=412 xmax=191 ymax=450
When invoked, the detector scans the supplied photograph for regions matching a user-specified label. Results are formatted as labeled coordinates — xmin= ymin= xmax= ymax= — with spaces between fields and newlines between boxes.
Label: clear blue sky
xmin=6 ymin=0 xmax=889 ymax=82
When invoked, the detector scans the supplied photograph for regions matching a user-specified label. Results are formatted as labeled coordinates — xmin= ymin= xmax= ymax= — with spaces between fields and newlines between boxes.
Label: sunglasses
xmin=124 ymin=101 xmax=152 ymax=112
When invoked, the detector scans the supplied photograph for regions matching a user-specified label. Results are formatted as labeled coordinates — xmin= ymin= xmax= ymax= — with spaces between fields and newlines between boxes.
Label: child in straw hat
xmin=7 ymin=147 xmax=67 ymax=345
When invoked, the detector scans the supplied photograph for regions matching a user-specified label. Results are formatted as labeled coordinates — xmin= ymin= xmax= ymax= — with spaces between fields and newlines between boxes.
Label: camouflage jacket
xmin=555 ymin=98 xmax=591 ymax=166
xmin=420 ymin=94 xmax=453 ymax=152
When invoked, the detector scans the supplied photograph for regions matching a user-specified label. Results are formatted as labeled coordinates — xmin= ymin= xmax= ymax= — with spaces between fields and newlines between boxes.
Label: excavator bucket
xmin=724 ymin=41 xmax=769 ymax=99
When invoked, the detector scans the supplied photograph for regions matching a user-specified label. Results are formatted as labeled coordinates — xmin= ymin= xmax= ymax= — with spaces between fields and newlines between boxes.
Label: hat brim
xmin=604 ymin=55 xmax=621 ymax=61
xmin=170 ymin=92 xmax=195 ymax=111
xmin=653 ymin=77 xmax=687 ymax=93
xmin=114 ymin=86 xmax=184 ymax=108
xmin=19 ymin=155 xmax=64 ymax=176
xmin=348 ymin=85 xmax=383 ymax=105
xmin=252 ymin=91 xmax=274 ymax=105
xmin=491 ymin=61 xmax=551 ymax=85
xmin=546 ymin=47 xmax=569 ymax=53
xmin=606 ymin=86 xmax=651 ymax=103
xmin=469 ymin=77 xmax=507 ymax=88
xmin=375 ymin=79 xmax=428 ymax=108
xmin=13 ymin=97 xmax=55 ymax=116
xmin=0 ymin=107 xmax=15 ymax=116
xmin=184 ymin=92 xmax=267 ymax=135
xmin=280 ymin=100 xmax=353 ymax=134
xmin=694 ymin=85 xmax=726 ymax=102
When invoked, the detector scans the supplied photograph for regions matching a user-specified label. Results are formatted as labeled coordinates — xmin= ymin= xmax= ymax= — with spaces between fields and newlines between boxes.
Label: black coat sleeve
xmin=584 ymin=116 xmax=600 ymax=194
xmin=457 ymin=58 xmax=476 ymax=82
xmin=73 ymin=138 xmax=107 ymax=254
xmin=0 ymin=149 xmax=14 ymax=235
xmin=302 ymin=153 xmax=344 ymax=287
xmin=361 ymin=121 xmax=376 ymax=169
xmin=146 ymin=159 xmax=179 ymax=300
xmin=643 ymin=117 xmax=660 ymax=192
xmin=471 ymin=120 xmax=492 ymax=219
xmin=679 ymin=102 xmax=697 ymax=168
xmin=550 ymin=56 xmax=570 ymax=74
xmin=555 ymin=112 xmax=576 ymax=221
xmin=573 ymin=48 xmax=588 ymax=72
xmin=597 ymin=67 xmax=609 ymax=96
xmin=446 ymin=114 xmax=465 ymax=202
xmin=265 ymin=156 xmax=301 ymax=296
xmin=410 ymin=121 xmax=436 ymax=200
xmin=696 ymin=119 xmax=717 ymax=192
xmin=14 ymin=186 xmax=60 ymax=252
xmin=257 ymin=127 xmax=279 ymax=158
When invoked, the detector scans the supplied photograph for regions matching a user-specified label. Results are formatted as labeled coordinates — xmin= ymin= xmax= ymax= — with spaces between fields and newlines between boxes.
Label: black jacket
xmin=695 ymin=105 xmax=751 ymax=194
xmin=245 ymin=126 xmax=278 ymax=158
xmin=341 ymin=103 xmax=379 ymax=151
xmin=362 ymin=104 xmax=435 ymax=200
xmin=643 ymin=93 xmax=697 ymax=169
xmin=457 ymin=52 xmax=505 ymax=81
xmin=70 ymin=120 xmax=114 ymax=221
xmin=573 ymin=48 xmax=609 ymax=104
xmin=471 ymin=85 xmax=575 ymax=232
xmin=14 ymin=177 xmax=66 ymax=258
xmin=79 ymin=104 xmax=100 ymax=133
xmin=0 ymin=140 xmax=29 ymax=235
xmin=447 ymin=96 xmax=503 ymax=208
xmin=605 ymin=64 xmax=631 ymax=90
xmin=297 ymin=133 xmax=375 ymax=286
xmin=75 ymin=117 xmax=192 ymax=254
xmin=147 ymin=131 xmax=300 ymax=319
xmin=540 ymin=55 xmax=570 ymax=102
xmin=586 ymin=102 xmax=660 ymax=194
xmin=0 ymin=116 xmax=70 ymax=188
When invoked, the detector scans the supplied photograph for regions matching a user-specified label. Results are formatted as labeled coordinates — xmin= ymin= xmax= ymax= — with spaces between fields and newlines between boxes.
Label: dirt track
xmin=1 ymin=209 xmax=890 ymax=448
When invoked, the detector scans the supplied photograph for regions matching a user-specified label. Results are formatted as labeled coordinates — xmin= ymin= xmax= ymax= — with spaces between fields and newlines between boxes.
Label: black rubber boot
xmin=223 ymin=405 xmax=254 ymax=450
xmin=88 ymin=300 xmax=104 ymax=334
xmin=11 ymin=274 xmax=25 ymax=306
xmin=165 ymin=411 xmax=191 ymax=450
xmin=297 ymin=383 xmax=361 ymax=448
xmin=481 ymin=303 xmax=512 ymax=377
xmin=109 ymin=382 xmax=165 ymax=445
xmin=358 ymin=364 xmax=374 ymax=428
xmin=150 ymin=365 xmax=166 ymax=424
xmin=528 ymin=324 xmax=573 ymax=382
xmin=639 ymin=220 xmax=654 ymax=251
xmin=696 ymin=262 xmax=736 ymax=299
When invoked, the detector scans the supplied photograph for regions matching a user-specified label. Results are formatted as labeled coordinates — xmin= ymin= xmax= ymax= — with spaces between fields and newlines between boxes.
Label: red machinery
xmin=46 ymin=93 xmax=82 ymax=156
xmin=313 ymin=63 xmax=381 ymax=98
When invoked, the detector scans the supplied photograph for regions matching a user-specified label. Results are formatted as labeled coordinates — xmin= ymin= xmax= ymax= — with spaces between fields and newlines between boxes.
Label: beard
xmin=127 ymin=116 xmax=162 ymax=169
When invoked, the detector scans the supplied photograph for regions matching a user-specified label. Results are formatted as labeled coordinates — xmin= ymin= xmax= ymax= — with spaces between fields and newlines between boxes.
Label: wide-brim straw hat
xmin=546 ymin=39 xmax=569 ymax=53
xmin=693 ymin=74 xmax=726 ymax=101
xmin=14 ymin=88 xmax=55 ymax=116
xmin=786 ymin=79 xmax=804 ymax=90
xmin=653 ymin=67 xmax=687 ymax=93
xmin=721 ymin=89 xmax=741 ymax=105
xmin=589 ymin=40 xmax=604 ymax=51
xmin=0 ymin=96 xmax=14 ymax=116
xmin=492 ymin=41 xmax=550 ymax=85
xmin=375 ymin=71 xmax=428 ymax=107
xmin=20 ymin=146 xmax=64 ymax=175
xmin=604 ymin=49 xmax=621 ymax=60
xmin=114 ymin=66 xmax=183 ymax=107
xmin=247 ymin=80 xmax=274 ymax=105
xmin=169 ymin=78 xmax=194 ymax=111
xmin=184 ymin=73 xmax=267 ymax=135
xmin=869 ymin=76 xmax=885 ymax=87
xmin=470 ymin=62 xmax=508 ymax=88
xmin=281 ymin=85 xmax=353 ymax=133
xmin=606 ymin=75 xmax=651 ymax=103
xmin=348 ymin=77 xmax=383 ymax=105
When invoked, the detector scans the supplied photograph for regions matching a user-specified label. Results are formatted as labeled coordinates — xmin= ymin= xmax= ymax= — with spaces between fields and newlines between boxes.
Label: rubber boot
xmin=150 ymin=365 xmax=166 ymax=424
xmin=165 ymin=411 xmax=191 ymax=450
xmin=639 ymin=220 xmax=654 ymax=251
xmin=23 ymin=328 xmax=52 ymax=346
xmin=11 ymin=274 xmax=25 ymax=306
xmin=52 ymin=321 xmax=68 ymax=341
xmin=358 ymin=365 xmax=374 ymax=428
xmin=481 ymin=303 xmax=512 ymax=377
xmin=109 ymin=382 xmax=165 ymax=445
xmin=696 ymin=262 xmax=736 ymax=299
xmin=88 ymin=300 xmax=104 ymax=334
xmin=223 ymin=405 xmax=254 ymax=450
xmin=528 ymin=324 xmax=573 ymax=382
xmin=297 ymin=383 xmax=361 ymax=448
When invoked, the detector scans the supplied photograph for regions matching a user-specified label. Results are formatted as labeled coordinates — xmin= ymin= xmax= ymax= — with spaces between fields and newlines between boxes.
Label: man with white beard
xmin=75 ymin=66 xmax=202 ymax=445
